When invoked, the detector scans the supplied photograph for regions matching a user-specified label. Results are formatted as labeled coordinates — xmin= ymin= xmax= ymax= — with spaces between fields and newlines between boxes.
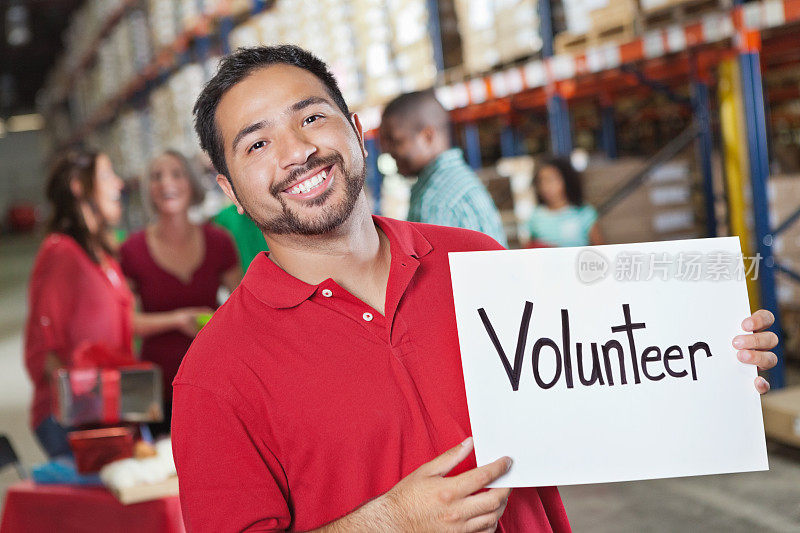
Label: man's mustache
xmin=270 ymin=154 xmax=344 ymax=195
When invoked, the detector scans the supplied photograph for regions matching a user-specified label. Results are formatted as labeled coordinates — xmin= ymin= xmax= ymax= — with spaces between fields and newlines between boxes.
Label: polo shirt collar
xmin=242 ymin=215 xmax=432 ymax=309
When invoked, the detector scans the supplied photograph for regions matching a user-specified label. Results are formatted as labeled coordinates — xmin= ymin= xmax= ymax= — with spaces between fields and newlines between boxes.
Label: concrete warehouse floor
xmin=1 ymin=234 xmax=800 ymax=531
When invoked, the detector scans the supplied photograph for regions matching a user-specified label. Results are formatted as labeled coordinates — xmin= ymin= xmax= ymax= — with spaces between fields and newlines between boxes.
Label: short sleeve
xmin=172 ymin=382 xmax=291 ymax=532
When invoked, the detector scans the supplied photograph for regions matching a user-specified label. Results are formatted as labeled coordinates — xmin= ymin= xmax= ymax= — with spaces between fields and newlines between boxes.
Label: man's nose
xmin=277 ymin=130 xmax=317 ymax=169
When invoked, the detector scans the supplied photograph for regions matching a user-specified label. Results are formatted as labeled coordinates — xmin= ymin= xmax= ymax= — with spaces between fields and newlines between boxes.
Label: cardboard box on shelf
xmin=495 ymin=27 xmax=542 ymax=63
xmin=769 ymin=175 xmax=800 ymax=222
xmin=589 ymin=0 xmax=637 ymax=35
xmin=777 ymin=269 xmax=800 ymax=309
xmin=762 ymin=386 xmax=800 ymax=448
xmin=562 ymin=0 xmax=609 ymax=35
xmin=600 ymin=183 xmax=694 ymax=219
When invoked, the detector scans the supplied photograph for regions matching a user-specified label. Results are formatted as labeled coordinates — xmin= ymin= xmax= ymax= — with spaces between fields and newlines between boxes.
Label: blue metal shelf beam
xmin=692 ymin=80 xmax=718 ymax=237
xmin=600 ymin=105 xmax=617 ymax=159
xmin=463 ymin=123 xmax=482 ymax=169
xmin=500 ymin=124 xmax=519 ymax=158
xmin=363 ymin=138 xmax=382 ymax=215
xmin=739 ymin=48 xmax=785 ymax=388
xmin=539 ymin=0 xmax=572 ymax=156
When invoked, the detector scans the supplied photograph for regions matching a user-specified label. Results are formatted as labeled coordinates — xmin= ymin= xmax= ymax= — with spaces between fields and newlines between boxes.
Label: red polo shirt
xmin=171 ymin=216 xmax=570 ymax=532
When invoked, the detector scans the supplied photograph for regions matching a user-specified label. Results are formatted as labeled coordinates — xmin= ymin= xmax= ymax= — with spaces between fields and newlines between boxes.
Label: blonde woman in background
xmin=120 ymin=150 xmax=242 ymax=435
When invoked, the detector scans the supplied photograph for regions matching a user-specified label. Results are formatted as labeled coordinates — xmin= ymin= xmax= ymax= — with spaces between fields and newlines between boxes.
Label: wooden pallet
xmin=555 ymin=0 xmax=637 ymax=55
xmin=554 ymin=22 xmax=637 ymax=55
xmin=640 ymin=0 xmax=732 ymax=30
xmin=592 ymin=20 xmax=637 ymax=45
xmin=554 ymin=31 xmax=591 ymax=55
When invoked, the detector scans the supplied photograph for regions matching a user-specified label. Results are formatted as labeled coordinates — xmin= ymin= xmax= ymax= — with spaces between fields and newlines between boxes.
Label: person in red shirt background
xmin=24 ymin=148 xmax=216 ymax=459
xmin=172 ymin=46 xmax=779 ymax=532
xmin=120 ymin=150 xmax=241 ymax=436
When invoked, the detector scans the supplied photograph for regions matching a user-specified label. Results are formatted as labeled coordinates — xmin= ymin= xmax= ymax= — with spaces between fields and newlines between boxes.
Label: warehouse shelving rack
xmin=41 ymin=0 xmax=272 ymax=151
xmin=41 ymin=0 xmax=800 ymax=386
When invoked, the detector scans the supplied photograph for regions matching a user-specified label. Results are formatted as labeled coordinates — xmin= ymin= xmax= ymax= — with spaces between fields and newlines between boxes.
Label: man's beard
xmin=233 ymin=151 xmax=366 ymax=236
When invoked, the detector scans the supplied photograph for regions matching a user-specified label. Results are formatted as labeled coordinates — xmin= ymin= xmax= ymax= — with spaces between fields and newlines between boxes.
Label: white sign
xmin=449 ymin=238 xmax=768 ymax=487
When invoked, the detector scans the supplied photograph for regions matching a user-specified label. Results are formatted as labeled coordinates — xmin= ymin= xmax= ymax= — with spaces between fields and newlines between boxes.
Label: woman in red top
xmin=120 ymin=151 xmax=241 ymax=435
xmin=25 ymin=149 xmax=212 ymax=458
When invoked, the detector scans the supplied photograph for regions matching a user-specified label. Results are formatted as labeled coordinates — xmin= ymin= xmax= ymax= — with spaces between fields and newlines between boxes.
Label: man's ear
xmin=421 ymin=125 xmax=438 ymax=145
xmin=216 ymin=174 xmax=245 ymax=215
xmin=350 ymin=113 xmax=368 ymax=158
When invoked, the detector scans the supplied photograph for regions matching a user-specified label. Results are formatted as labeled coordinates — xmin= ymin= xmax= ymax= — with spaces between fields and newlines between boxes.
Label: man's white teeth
xmin=289 ymin=169 xmax=327 ymax=194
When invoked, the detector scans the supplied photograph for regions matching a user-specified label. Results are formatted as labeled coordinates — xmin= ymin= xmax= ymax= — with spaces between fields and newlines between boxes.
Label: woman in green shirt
xmin=527 ymin=157 xmax=604 ymax=247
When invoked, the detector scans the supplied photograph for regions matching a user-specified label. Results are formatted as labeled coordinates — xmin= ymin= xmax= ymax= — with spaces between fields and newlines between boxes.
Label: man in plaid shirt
xmin=379 ymin=90 xmax=508 ymax=246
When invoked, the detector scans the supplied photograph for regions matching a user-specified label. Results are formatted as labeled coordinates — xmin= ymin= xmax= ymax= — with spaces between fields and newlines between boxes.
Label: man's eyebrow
xmin=232 ymin=120 xmax=270 ymax=153
xmin=291 ymin=96 xmax=333 ymax=113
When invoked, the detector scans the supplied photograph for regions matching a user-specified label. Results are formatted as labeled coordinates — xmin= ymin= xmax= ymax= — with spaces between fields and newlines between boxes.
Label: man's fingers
xmin=461 ymin=489 xmax=510 ymax=533
xmin=463 ymin=514 xmax=502 ymax=533
xmin=755 ymin=376 xmax=771 ymax=394
xmin=737 ymin=349 xmax=778 ymax=371
xmin=733 ymin=331 xmax=779 ymax=351
xmin=452 ymin=457 xmax=512 ymax=497
xmin=461 ymin=487 xmax=511 ymax=518
xmin=742 ymin=309 xmax=775 ymax=332
xmin=421 ymin=437 xmax=474 ymax=477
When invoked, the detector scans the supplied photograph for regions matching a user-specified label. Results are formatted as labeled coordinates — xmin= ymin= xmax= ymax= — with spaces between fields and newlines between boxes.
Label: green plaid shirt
xmin=407 ymin=148 xmax=507 ymax=246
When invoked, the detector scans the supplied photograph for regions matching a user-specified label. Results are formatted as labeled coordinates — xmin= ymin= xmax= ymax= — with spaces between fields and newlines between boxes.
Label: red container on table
xmin=68 ymin=427 xmax=134 ymax=474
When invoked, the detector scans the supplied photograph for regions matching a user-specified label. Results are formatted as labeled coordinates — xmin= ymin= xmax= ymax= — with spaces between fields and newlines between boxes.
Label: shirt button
xmin=362 ymin=312 xmax=373 ymax=322
xmin=40 ymin=316 xmax=51 ymax=327
xmin=321 ymin=289 xmax=333 ymax=297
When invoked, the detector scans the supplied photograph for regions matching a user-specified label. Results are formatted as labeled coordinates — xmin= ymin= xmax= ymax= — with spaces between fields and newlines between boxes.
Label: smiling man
xmin=171 ymin=46 xmax=779 ymax=533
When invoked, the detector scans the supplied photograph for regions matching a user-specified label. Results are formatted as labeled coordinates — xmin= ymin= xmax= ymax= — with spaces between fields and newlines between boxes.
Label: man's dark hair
xmin=381 ymin=90 xmax=451 ymax=142
xmin=534 ymin=156 xmax=585 ymax=207
xmin=193 ymin=45 xmax=351 ymax=179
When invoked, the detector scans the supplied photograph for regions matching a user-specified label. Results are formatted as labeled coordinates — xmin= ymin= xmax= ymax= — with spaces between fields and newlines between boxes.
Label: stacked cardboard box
xmin=311 ymin=1 xmax=363 ymax=108
xmin=761 ymin=386 xmax=800 ymax=448
xmin=230 ymin=1 xmax=365 ymax=108
xmin=496 ymin=156 xmax=536 ymax=245
xmin=768 ymin=175 xmax=800 ymax=309
xmin=588 ymin=0 xmax=637 ymax=43
xmin=454 ymin=0 xmax=499 ymax=74
xmin=351 ymin=0 xmax=402 ymax=106
xmin=387 ymin=0 xmax=437 ymax=93
xmin=561 ymin=0 xmax=609 ymax=35
xmin=494 ymin=0 xmax=541 ymax=64
xmin=437 ymin=0 xmax=464 ymax=71
xmin=149 ymin=0 xmax=180 ymax=52
xmin=455 ymin=0 xmax=542 ymax=75
xmin=583 ymin=158 xmax=703 ymax=244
